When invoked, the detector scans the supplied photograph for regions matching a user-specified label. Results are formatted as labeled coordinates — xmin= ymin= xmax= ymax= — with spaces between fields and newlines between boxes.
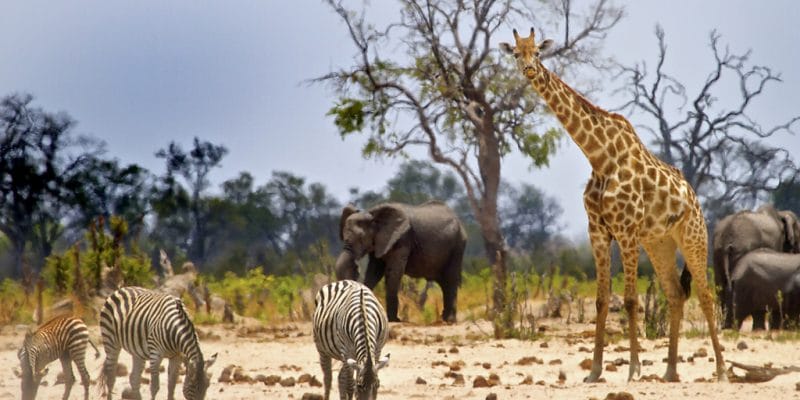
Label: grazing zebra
xmin=17 ymin=315 xmax=99 ymax=400
xmin=313 ymin=280 xmax=390 ymax=400
xmin=98 ymin=286 xmax=217 ymax=400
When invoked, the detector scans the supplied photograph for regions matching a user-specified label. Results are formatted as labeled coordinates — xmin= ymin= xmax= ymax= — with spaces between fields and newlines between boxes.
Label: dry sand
xmin=2 ymin=312 xmax=800 ymax=399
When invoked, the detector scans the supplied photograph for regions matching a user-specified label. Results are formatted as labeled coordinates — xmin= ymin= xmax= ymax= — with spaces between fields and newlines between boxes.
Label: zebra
xmin=98 ymin=286 xmax=217 ymax=400
xmin=313 ymin=280 xmax=390 ymax=400
xmin=17 ymin=315 xmax=99 ymax=400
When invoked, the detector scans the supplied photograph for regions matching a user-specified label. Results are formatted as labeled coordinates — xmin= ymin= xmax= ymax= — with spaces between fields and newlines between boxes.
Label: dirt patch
xmin=2 ymin=316 xmax=800 ymax=399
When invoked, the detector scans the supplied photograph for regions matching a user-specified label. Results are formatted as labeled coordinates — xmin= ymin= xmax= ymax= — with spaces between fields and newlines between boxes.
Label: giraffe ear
xmin=539 ymin=39 xmax=554 ymax=53
xmin=499 ymin=42 xmax=514 ymax=54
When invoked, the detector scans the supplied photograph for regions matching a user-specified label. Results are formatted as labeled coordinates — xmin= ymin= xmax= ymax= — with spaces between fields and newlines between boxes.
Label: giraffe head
xmin=500 ymin=28 xmax=553 ymax=80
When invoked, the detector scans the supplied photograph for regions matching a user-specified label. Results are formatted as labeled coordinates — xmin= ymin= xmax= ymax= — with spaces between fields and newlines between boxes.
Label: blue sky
xmin=1 ymin=1 xmax=798 ymax=239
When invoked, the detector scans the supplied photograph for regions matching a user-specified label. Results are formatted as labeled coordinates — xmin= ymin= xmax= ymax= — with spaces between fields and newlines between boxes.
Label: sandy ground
xmin=2 ymin=314 xmax=800 ymax=400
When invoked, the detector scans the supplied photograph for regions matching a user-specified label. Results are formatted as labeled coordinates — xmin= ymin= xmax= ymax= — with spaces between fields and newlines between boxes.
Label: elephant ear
xmin=369 ymin=204 xmax=411 ymax=258
xmin=780 ymin=210 xmax=800 ymax=253
xmin=339 ymin=204 xmax=360 ymax=241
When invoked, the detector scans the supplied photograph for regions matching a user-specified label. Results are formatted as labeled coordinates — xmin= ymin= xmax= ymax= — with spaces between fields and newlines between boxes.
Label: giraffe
xmin=500 ymin=28 xmax=726 ymax=383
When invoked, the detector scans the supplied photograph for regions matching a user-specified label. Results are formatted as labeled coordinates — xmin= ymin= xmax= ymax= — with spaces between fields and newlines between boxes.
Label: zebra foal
xmin=313 ymin=280 xmax=390 ymax=400
xmin=17 ymin=315 xmax=99 ymax=400
xmin=98 ymin=286 xmax=217 ymax=400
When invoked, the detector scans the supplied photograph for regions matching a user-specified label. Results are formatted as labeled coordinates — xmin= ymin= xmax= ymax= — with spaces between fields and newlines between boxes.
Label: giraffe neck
xmin=526 ymin=64 xmax=642 ymax=173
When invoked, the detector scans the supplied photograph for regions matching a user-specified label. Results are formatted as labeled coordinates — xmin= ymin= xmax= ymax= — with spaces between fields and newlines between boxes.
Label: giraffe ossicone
xmin=502 ymin=27 xmax=727 ymax=383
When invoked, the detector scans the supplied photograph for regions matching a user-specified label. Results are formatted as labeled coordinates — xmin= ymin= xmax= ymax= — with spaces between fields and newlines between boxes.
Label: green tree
xmin=319 ymin=0 xmax=622 ymax=326
xmin=501 ymin=182 xmax=564 ymax=253
xmin=0 ymin=93 xmax=107 ymax=279
xmin=152 ymin=137 xmax=228 ymax=266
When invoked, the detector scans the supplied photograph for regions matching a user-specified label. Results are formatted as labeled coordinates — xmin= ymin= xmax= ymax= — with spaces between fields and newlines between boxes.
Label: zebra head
xmin=182 ymin=352 xmax=217 ymax=400
xmin=18 ymin=331 xmax=47 ymax=400
xmin=347 ymin=353 xmax=390 ymax=400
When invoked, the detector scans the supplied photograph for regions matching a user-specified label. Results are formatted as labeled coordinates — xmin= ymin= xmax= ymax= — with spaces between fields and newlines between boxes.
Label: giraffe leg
xmin=643 ymin=238 xmax=683 ymax=382
xmin=678 ymin=219 xmax=727 ymax=382
xmin=619 ymin=238 xmax=643 ymax=381
xmin=584 ymin=220 xmax=612 ymax=383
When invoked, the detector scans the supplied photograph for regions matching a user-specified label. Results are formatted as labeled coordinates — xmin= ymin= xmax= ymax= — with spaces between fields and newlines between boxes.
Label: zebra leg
xmin=129 ymin=356 xmax=145 ymax=400
xmin=102 ymin=345 xmax=121 ymax=400
xmin=148 ymin=354 xmax=163 ymax=400
xmin=60 ymin=355 xmax=75 ymax=400
xmin=337 ymin=363 xmax=355 ymax=400
xmin=166 ymin=357 xmax=180 ymax=400
xmin=73 ymin=354 xmax=91 ymax=400
xmin=319 ymin=355 xmax=332 ymax=400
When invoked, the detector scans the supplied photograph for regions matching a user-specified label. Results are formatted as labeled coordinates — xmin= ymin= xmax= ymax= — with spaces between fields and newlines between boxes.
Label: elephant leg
xmin=439 ymin=244 xmax=464 ymax=323
xmin=364 ymin=256 xmax=385 ymax=289
xmin=770 ymin=308 xmax=783 ymax=331
xmin=752 ymin=310 xmax=766 ymax=331
xmin=437 ymin=277 xmax=457 ymax=323
xmin=382 ymin=252 xmax=409 ymax=323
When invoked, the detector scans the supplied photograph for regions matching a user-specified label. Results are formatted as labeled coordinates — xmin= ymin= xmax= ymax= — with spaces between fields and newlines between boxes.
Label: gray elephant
xmin=730 ymin=249 xmax=800 ymax=330
xmin=335 ymin=201 xmax=467 ymax=323
xmin=713 ymin=204 xmax=800 ymax=328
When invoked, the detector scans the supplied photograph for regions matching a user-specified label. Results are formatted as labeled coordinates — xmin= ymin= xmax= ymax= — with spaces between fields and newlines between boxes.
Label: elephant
xmin=712 ymin=204 xmax=800 ymax=328
xmin=730 ymin=249 xmax=800 ymax=330
xmin=335 ymin=201 xmax=467 ymax=323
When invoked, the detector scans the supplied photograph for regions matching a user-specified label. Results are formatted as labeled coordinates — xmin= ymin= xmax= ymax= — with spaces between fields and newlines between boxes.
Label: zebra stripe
xmin=99 ymin=286 xmax=213 ymax=400
xmin=313 ymin=280 xmax=389 ymax=400
xmin=18 ymin=315 xmax=97 ymax=400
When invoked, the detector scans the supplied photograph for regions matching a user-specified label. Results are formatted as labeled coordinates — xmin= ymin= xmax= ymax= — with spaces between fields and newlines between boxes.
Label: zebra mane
xmin=359 ymin=286 xmax=373 ymax=369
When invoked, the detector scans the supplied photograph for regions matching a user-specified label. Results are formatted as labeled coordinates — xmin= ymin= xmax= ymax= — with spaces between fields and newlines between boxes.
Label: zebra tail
xmin=88 ymin=338 xmax=101 ymax=359
xmin=95 ymin=364 xmax=109 ymax=398
xmin=360 ymin=288 xmax=373 ymax=368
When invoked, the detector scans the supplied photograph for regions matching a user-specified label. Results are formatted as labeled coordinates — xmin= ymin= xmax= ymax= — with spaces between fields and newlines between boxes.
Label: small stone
xmin=280 ymin=377 xmax=296 ymax=387
xmin=580 ymin=359 xmax=593 ymax=370
xmin=642 ymin=360 xmax=653 ymax=366
xmin=308 ymin=375 xmax=322 ymax=387
xmin=520 ymin=375 xmax=534 ymax=385
xmin=451 ymin=373 xmax=465 ymax=386
xmin=549 ymin=359 xmax=562 ymax=365
xmin=486 ymin=393 xmax=498 ymax=400
xmin=515 ymin=356 xmax=543 ymax=365
xmin=558 ymin=370 xmax=566 ymax=383
xmin=448 ymin=346 xmax=459 ymax=354
xmin=737 ymin=341 xmax=748 ymax=350
xmin=605 ymin=364 xmax=617 ymax=372
xmin=219 ymin=365 xmax=235 ymax=383
xmin=121 ymin=388 xmax=138 ymax=399
xmin=579 ymin=346 xmax=591 ymax=353
xmin=693 ymin=347 xmax=708 ymax=358
xmin=539 ymin=341 xmax=549 ymax=348
xmin=605 ymin=391 xmax=635 ymax=400
xmin=301 ymin=394 xmax=324 ymax=400
xmin=473 ymin=375 xmax=490 ymax=388
xmin=264 ymin=375 xmax=281 ymax=386
xmin=482 ymin=362 xmax=491 ymax=369
xmin=115 ymin=363 xmax=128 ymax=377
xmin=488 ymin=373 xmax=501 ymax=386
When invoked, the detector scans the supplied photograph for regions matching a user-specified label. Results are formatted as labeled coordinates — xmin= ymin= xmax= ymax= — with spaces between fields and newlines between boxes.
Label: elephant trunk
xmin=335 ymin=250 xmax=359 ymax=281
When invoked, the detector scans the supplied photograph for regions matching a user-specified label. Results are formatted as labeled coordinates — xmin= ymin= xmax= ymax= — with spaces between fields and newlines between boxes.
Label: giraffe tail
xmin=680 ymin=263 xmax=692 ymax=298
